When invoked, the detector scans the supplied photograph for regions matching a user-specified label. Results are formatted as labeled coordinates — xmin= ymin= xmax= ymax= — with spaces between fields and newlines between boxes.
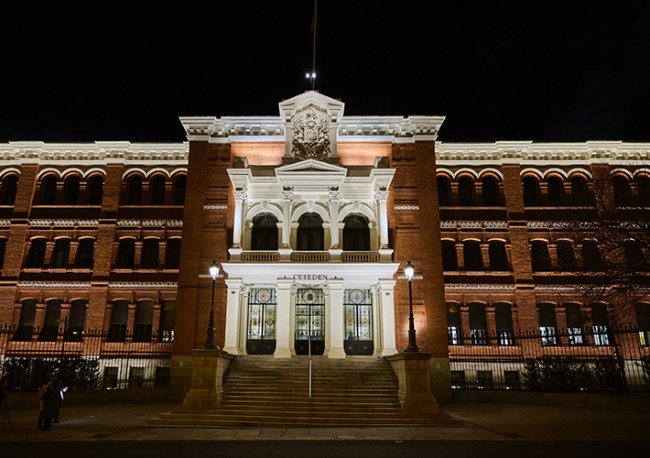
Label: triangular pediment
xmin=279 ymin=91 xmax=345 ymax=122
xmin=275 ymin=159 xmax=347 ymax=176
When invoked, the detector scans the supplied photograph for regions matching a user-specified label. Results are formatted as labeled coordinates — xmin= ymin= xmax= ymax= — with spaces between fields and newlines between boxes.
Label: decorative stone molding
xmin=203 ymin=205 xmax=228 ymax=210
xmin=17 ymin=281 xmax=92 ymax=288
xmin=291 ymin=104 xmax=331 ymax=160
xmin=527 ymin=221 xmax=594 ymax=229
xmin=441 ymin=221 xmax=509 ymax=229
xmin=30 ymin=219 xmax=99 ymax=227
xmin=117 ymin=220 xmax=183 ymax=227
xmin=0 ymin=219 xmax=11 ymax=226
xmin=444 ymin=284 xmax=516 ymax=291
xmin=397 ymin=275 xmax=424 ymax=280
xmin=394 ymin=205 xmax=419 ymax=211
xmin=108 ymin=282 xmax=178 ymax=288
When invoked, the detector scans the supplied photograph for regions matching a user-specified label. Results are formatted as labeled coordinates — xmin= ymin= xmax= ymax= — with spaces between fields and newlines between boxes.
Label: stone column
xmin=327 ymin=278 xmax=345 ymax=359
xmin=179 ymin=349 xmax=234 ymax=411
xmin=486 ymin=306 xmax=497 ymax=345
xmin=274 ymin=278 xmax=293 ymax=358
xmin=376 ymin=186 xmax=390 ymax=249
xmin=460 ymin=305 xmax=470 ymax=344
xmin=386 ymin=353 xmax=439 ymax=416
xmin=223 ymin=278 xmax=244 ymax=355
xmin=378 ymin=279 xmax=398 ymax=356
xmin=329 ymin=187 xmax=340 ymax=249
xmin=232 ymin=188 xmax=246 ymax=249
xmin=481 ymin=243 xmax=490 ymax=271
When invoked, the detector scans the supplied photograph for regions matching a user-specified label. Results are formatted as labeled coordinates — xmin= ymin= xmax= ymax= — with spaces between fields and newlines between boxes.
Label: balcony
xmin=341 ymin=251 xmax=381 ymax=263
xmin=290 ymin=251 xmax=330 ymax=263
xmin=234 ymin=250 xmax=386 ymax=263
xmin=241 ymin=251 xmax=281 ymax=262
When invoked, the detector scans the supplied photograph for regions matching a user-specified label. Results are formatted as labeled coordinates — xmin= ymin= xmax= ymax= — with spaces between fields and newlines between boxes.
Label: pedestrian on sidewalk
xmin=39 ymin=376 xmax=61 ymax=431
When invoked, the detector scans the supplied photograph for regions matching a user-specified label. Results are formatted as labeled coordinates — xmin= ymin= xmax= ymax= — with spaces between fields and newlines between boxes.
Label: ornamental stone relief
xmin=291 ymin=104 xmax=331 ymax=160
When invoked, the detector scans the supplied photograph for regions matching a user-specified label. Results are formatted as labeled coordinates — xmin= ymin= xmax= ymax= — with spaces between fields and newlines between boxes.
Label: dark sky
xmin=2 ymin=2 xmax=650 ymax=143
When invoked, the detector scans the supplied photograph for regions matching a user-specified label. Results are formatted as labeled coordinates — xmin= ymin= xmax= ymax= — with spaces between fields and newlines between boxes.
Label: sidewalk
xmin=1 ymin=402 xmax=649 ymax=441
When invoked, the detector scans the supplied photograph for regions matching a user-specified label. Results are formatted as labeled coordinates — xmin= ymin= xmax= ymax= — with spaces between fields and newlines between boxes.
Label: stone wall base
xmin=386 ymin=352 xmax=439 ymax=416
xmin=429 ymin=357 xmax=452 ymax=403
xmin=169 ymin=354 xmax=193 ymax=403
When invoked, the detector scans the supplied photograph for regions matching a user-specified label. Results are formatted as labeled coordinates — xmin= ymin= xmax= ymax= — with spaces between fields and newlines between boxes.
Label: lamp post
xmin=204 ymin=260 xmax=220 ymax=350
xmin=403 ymin=261 xmax=419 ymax=352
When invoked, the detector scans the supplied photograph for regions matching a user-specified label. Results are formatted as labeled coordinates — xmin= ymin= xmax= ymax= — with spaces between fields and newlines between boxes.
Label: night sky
xmin=2 ymin=2 xmax=649 ymax=143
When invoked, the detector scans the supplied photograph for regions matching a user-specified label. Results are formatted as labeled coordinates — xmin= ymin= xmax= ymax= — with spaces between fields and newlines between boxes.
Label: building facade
xmin=1 ymin=91 xmax=650 ymax=399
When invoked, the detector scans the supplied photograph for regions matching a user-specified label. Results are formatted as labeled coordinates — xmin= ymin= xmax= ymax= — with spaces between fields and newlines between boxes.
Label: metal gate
xmin=246 ymin=288 xmax=277 ymax=355
xmin=295 ymin=288 xmax=325 ymax=355
xmin=344 ymin=289 xmax=373 ymax=355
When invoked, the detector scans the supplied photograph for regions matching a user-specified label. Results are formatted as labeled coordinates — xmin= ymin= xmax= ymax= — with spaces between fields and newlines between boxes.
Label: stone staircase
xmin=151 ymin=355 xmax=462 ymax=428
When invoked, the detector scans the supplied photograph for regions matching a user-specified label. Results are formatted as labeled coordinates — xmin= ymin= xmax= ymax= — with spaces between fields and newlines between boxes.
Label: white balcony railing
xmin=290 ymin=251 xmax=330 ymax=263
xmin=241 ymin=251 xmax=280 ymax=262
xmin=341 ymin=251 xmax=381 ymax=263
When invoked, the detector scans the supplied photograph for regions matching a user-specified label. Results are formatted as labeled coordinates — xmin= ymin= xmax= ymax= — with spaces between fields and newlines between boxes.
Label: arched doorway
xmin=295 ymin=288 xmax=325 ymax=355
xmin=344 ymin=289 xmax=373 ymax=355
xmin=246 ymin=288 xmax=277 ymax=355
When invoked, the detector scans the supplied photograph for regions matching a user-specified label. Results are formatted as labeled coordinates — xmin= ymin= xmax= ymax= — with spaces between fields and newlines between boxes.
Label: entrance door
xmin=344 ymin=289 xmax=373 ymax=355
xmin=246 ymin=289 xmax=277 ymax=355
xmin=295 ymin=288 xmax=325 ymax=355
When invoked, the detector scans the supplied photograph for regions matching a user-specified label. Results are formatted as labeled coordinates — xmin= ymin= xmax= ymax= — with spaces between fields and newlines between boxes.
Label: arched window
xmin=251 ymin=214 xmax=279 ymax=251
xmin=165 ymin=238 xmax=182 ymax=269
xmin=523 ymin=176 xmax=540 ymax=207
xmin=482 ymin=176 xmax=499 ymax=206
xmin=297 ymin=213 xmax=324 ymax=251
xmin=66 ymin=299 xmax=87 ymax=342
xmin=565 ymin=303 xmax=584 ymax=345
xmin=134 ymin=300 xmax=154 ymax=342
xmin=127 ymin=176 xmax=142 ymax=205
xmin=624 ymin=240 xmax=647 ymax=271
xmin=117 ymin=238 xmax=136 ymax=269
xmin=458 ymin=177 xmax=474 ymax=206
xmin=437 ymin=176 xmax=450 ymax=206
xmin=571 ymin=176 xmax=589 ymax=206
xmin=613 ymin=175 xmax=631 ymax=207
xmin=637 ymin=175 xmax=650 ymax=208
xmin=1 ymin=175 xmax=18 ymax=205
xmin=556 ymin=241 xmax=575 ymax=271
xmin=531 ymin=240 xmax=551 ymax=272
xmin=581 ymin=240 xmax=602 ymax=271
xmin=442 ymin=240 xmax=458 ymax=271
xmin=495 ymin=303 xmax=514 ymax=346
xmin=463 ymin=240 xmax=483 ymax=271
xmin=41 ymin=175 xmax=57 ymax=205
xmin=635 ymin=303 xmax=650 ymax=346
xmin=173 ymin=176 xmax=186 ymax=205
xmin=40 ymin=299 xmax=62 ymax=342
xmin=141 ymin=238 xmax=160 ymax=269
xmin=591 ymin=303 xmax=610 ymax=346
xmin=446 ymin=302 xmax=462 ymax=345
xmin=468 ymin=303 xmax=487 ymax=345
xmin=109 ymin=300 xmax=129 ymax=342
xmin=150 ymin=176 xmax=166 ymax=205
xmin=343 ymin=215 xmax=370 ymax=251
xmin=76 ymin=238 xmax=94 ymax=268
xmin=14 ymin=299 xmax=37 ymax=341
xmin=547 ymin=176 xmax=563 ymax=206
xmin=0 ymin=238 xmax=6 ymax=270
xmin=489 ymin=240 xmax=508 ymax=271
xmin=27 ymin=238 xmax=47 ymax=268
xmin=64 ymin=176 xmax=80 ymax=205
xmin=52 ymin=238 xmax=70 ymax=269
xmin=160 ymin=300 xmax=176 ymax=342
xmin=538 ymin=303 xmax=558 ymax=346
xmin=87 ymin=175 xmax=103 ymax=205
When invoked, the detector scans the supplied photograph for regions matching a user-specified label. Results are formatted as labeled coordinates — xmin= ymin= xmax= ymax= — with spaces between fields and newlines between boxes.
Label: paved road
xmin=2 ymin=440 xmax=649 ymax=458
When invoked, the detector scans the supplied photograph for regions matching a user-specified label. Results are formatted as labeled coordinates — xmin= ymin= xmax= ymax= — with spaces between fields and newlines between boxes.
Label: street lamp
xmin=403 ymin=261 xmax=419 ymax=352
xmin=204 ymin=260 xmax=220 ymax=350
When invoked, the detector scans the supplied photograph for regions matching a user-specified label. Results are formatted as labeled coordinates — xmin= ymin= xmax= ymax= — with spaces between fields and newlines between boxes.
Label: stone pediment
xmin=274 ymin=159 xmax=347 ymax=177
xmin=278 ymin=91 xmax=345 ymax=122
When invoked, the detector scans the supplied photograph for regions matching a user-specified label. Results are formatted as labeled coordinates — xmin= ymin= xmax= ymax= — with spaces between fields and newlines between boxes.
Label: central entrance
xmin=246 ymin=289 xmax=277 ymax=355
xmin=294 ymin=288 xmax=325 ymax=355
xmin=344 ymin=289 xmax=373 ymax=355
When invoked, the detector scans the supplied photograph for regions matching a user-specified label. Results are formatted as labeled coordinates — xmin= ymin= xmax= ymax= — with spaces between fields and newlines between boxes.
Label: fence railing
xmin=291 ymin=251 xmax=330 ymax=263
xmin=0 ymin=326 xmax=173 ymax=392
xmin=341 ymin=251 xmax=381 ymax=263
xmin=449 ymin=325 xmax=650 ymax=394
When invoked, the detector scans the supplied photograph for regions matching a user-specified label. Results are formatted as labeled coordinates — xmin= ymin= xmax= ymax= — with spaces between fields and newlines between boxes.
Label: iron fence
xmin=449 ymin=324 xmax=650 ymax=394
xmin=0 ymin=325 xmax=173 ymax=392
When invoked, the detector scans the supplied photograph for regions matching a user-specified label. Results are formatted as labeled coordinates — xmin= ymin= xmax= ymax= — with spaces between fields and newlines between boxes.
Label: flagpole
xmin=312 ymin=0 xmax=317 ymax=90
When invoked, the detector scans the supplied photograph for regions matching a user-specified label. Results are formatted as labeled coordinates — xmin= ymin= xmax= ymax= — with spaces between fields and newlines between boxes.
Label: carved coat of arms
xmin=291 ymin=104 xmax=331 ymax=160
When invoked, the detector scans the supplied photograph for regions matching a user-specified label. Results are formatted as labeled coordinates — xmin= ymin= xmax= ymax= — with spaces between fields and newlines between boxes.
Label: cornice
xmin=436 ymin=141 xmax=650 ymax=162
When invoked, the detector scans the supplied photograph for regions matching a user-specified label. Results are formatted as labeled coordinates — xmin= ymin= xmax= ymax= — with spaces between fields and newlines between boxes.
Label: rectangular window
xmin=155 ymin=366 xmax=171 ymax=387
xmin=451 ymin=371 xmax=466 ymax=389
xmin=540 ymin=326 xmax=557 ymax=346
xmin=568 ymin=328 xmax=583 ymax=346
xmin=448 ymin=326 xmax=460 ymax=345
xmin=477 ymin=371 xmax=493 ymax=389
xmin=504 ymin=371 xmax=520 ymax=390
xmin=129 ymin=367 xmax=145 ymax=388
xmin=594 ymin=326 xmax=609 ymax=346
xmin=499 ymin=331 xmax=514 ymax=346
xmin=103 ymin=367 xmax=118 ymax=389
